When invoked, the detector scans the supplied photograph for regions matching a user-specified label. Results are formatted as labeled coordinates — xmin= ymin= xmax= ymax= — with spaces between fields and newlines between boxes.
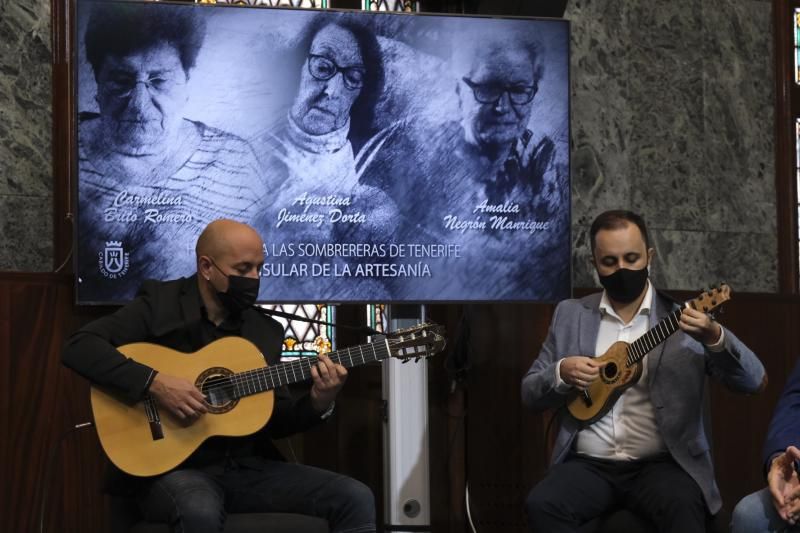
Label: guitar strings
xmin=624 ymin=308 xmax=683 ymax=366
xmin=198 ymin=341 xmax=391 ymax=389
xmin=198 ymin=338 xmax=399 ymax=400
xmin=198 ymin=332 xmax=438 ymax=400
xmin=199 ymin=346 xmax=391 ymax=402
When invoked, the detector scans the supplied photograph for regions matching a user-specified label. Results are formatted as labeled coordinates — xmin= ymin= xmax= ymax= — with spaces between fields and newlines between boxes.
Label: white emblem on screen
xmin=98 ymin=240 xmax=130 ymax=279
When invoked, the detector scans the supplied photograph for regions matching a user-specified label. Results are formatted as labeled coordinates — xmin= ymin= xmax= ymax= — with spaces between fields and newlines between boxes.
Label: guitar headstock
xmin=386 ymin=322 xmax=447 ymax=362
xmin=688 ymin=282 xmax=732 ymax=315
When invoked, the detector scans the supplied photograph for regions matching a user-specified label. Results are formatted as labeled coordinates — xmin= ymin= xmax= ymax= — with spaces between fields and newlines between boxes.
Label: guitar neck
xmin=625 ymin=307 xmax=683 ymax=366
xmin=229 ymin=338 xmax=391 ymax=398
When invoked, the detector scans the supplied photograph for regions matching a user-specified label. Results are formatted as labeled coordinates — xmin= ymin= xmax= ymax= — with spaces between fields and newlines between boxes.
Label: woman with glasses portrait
xmin=253 ymin=13 xmax=400 ymax=301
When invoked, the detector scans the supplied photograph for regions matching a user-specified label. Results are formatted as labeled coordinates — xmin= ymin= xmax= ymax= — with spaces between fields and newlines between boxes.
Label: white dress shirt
xmin=553 ymin=282 xmax=727 ymax=461
xmin=573 ymin=282 xmax=668 ymax=459
xmin=555 ymin=281 xmax=725 ymax=461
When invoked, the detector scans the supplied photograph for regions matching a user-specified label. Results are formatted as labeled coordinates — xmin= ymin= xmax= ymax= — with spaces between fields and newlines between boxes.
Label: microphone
xmin=251 ymin=305 xmax=382 ymax=337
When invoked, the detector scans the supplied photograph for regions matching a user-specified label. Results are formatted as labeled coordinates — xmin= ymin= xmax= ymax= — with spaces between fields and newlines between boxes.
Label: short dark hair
xmin=291 ymin=13 xmax=384 ymax=140
xmin=451 ymin=30 xmax=545 ymax=88
xmin=590 ymin=210 xmax=651 ymax=254
xmin=84 ymin=3 xmax=207 ymax=76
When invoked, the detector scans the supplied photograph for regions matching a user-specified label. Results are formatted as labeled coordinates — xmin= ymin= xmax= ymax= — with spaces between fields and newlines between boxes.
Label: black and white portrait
xmin=75 ymin=0 xmax=570 ymax=303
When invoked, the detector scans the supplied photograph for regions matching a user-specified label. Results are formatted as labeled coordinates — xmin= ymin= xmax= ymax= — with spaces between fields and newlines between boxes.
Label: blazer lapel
xmin=579 ymin=293 xmax=602 ymax=356
xmin=647 ymin=292 xmax=673 ymax=384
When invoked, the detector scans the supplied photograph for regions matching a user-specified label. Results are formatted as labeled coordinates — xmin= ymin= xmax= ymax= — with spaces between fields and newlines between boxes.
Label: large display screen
xmin=74 ymin=0 xmax=570 ymax=303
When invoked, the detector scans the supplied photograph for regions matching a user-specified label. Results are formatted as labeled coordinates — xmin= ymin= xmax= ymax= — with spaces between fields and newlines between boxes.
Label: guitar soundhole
xmin=603 ymin=362 xmax=618 ymax=381
xmin=197 ymin=367 xmax=239 ymax=414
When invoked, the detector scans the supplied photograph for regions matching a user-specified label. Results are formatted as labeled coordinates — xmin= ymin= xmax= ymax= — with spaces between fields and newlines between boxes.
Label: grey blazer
xmin=521 ymin=291 xmax=766 ymax=514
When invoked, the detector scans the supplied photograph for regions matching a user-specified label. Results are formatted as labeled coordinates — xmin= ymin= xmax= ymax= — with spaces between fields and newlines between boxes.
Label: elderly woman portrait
xmin=255 ymin=13 xmax=399 ymax=301
xmin=78 ymin=3 xmax=265 ymax=301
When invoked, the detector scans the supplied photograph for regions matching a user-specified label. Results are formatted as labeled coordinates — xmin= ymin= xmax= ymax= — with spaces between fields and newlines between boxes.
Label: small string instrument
xmin=566 ymin=284 xmax=731 ymax=425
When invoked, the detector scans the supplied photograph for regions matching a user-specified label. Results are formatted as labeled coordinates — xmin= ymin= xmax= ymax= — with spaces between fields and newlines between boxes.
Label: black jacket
xmin=62 ymin=275 xmax=324 ymax=487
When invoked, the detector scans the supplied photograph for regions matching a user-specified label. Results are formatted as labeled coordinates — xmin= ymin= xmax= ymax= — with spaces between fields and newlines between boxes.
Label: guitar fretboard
xmin=219 ymin=338 xmax=392 ymax=400
xmin=625 ymin=307 xmax=683 ymax=366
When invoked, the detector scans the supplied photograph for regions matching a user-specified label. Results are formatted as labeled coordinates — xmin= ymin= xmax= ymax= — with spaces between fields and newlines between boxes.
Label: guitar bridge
xmin=144 ymin=395 xmax=164 ymax=441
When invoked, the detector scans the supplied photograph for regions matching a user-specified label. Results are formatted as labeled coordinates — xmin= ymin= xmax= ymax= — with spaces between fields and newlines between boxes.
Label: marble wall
xmin=0 ymin=1 xmax=52 ymax=272
xmin=568 ymin=0 xmax=777 ymax=292
xmin=0 ymin=0 xmax=778 ymax=292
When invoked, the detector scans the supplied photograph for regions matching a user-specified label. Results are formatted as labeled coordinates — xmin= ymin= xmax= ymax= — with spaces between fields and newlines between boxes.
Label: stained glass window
xmin=197 ymin=0 xmax=328 ymax=7
xmin=367 ymin=303 xmax=390 ymax=334
xmin=795 ymin=9 xmax=800 ymax=84
xmin=362 ymin=0 xmax=419 ymax=12
xmin=796 ymin=117 xmax=800 ymax=271
xmin=259 ymin=303 xmax=336 ymax=360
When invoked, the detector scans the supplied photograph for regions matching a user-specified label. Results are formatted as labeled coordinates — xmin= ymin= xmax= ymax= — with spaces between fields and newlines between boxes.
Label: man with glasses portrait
xmin=450 ymin=33 xmax=561 ymax=207
xmin=364 ymin=30 xmax=568 ymax=300
xmin=440 ymin=32 xmax=568 ymax=299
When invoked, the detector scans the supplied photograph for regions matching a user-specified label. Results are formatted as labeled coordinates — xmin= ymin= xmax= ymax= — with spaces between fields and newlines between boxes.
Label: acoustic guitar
xmin=566 ymin=284 xmax=730 ymax=425
xmin=90 ymin=322 xmax=446 ymax=477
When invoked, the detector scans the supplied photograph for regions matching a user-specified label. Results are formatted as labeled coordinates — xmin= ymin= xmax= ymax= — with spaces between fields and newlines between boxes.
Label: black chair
xmin=111 ymin=496 xmax=330 ymax=533
xmin=578 ymin=506 xmax=729 ymax=533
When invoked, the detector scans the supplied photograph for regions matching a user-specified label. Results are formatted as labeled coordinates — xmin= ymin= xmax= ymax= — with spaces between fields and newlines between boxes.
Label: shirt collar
xmin=599 ymin=280 xmax=653 ymax=322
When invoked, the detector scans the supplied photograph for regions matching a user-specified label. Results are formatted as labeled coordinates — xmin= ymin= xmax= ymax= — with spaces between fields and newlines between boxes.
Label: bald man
xmin=62 ymin=219 xmax=376 ymax=533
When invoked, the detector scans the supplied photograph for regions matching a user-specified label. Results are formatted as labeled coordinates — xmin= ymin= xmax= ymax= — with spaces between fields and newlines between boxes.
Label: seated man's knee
xmin=525 ymin=483 xmax=557 ymax=522
xmin=142 ymin=471 xmax=225 ymax=531
xmin=731 ymin=488 xmax=776 ymax=533
xmin=342 ymin=477 xmax=375 ymax=512
xmin=166 ymin=488 xmax=225 ymax=530
xmin=328 ymin=476 xmax=375 ymax=527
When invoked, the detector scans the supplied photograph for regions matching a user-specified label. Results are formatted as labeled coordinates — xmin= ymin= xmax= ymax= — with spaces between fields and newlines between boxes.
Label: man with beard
xmin=522 ymin=210 xmax=765 ymax=532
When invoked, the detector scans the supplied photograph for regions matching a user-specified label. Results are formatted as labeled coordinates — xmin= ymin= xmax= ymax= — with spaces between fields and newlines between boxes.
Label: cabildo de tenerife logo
xmin=98 ymin=240 xmax=130 ymax=279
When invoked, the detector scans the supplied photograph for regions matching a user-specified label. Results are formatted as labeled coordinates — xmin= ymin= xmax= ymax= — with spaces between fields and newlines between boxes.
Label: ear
xmin=197 ymin=255 xmax=213 ymax=280
xmin=647 ymin=247 xmax=656 ymax=266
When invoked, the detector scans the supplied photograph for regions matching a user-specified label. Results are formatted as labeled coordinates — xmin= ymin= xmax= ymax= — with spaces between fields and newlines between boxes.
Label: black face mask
xmin=598 ymin=266 xmax=649 ymax=303
xmin=209 ymin=260 xmax=260 ymax=315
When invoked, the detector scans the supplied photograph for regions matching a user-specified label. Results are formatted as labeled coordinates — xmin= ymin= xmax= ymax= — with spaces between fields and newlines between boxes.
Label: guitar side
xmin=90 ymin=337 xmax=275 ymax=477
xmin=565 ymin=341 xmax=643 ymax=424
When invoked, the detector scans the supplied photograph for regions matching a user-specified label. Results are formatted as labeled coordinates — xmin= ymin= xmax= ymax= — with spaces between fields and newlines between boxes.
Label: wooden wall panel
xmin=0 ymin=273 xmax=109 ymax=533
xmin=3 ymin=273 xmax=798 ymax=533
xmin=430 ymin=292 xmax=800 ymax=533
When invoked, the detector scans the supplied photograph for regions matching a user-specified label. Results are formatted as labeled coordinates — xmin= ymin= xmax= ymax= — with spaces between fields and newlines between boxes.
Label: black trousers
xmin=136 ymin=458 xmax=375 ymax=533
xmin=525 ymin=454 xmax=707 ymax=533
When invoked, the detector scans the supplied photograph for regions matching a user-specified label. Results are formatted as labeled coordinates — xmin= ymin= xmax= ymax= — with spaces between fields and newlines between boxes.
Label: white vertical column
xmin=382 ymin=308 xmax=430 ymax=532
